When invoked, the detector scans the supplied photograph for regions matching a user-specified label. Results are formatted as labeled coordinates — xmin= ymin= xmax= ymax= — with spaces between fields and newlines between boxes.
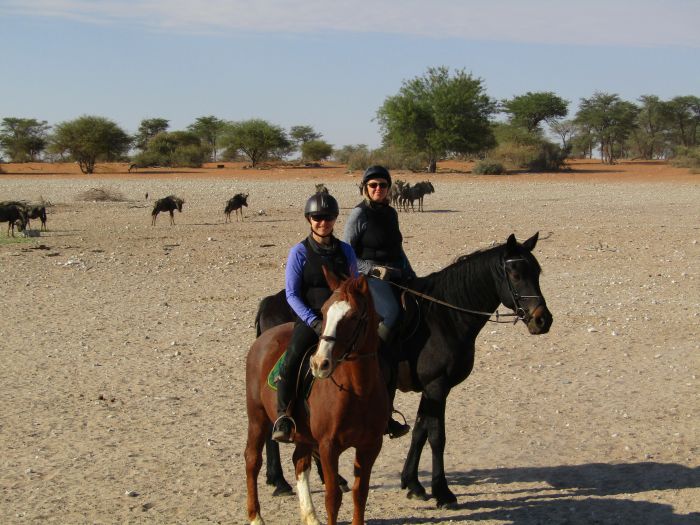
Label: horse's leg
xmin=318 ymin=440 xmax=342 ymax=525
xmin=352 ymin=444 xmax=381 ymax=525
xmin=401 ymin=398 xmax=430 ymax=500
xmin=293 ymin=444 xmax=321 ymax=525
xmin=420 ymin=381 xmax=457 ymax=508
xmin=265 ymin=433 xmax=294 ymax=496
xmin=313 ymin=452 xmax=350 ymax=493
xmin=245 ymin=414 xmax=269 ymax=524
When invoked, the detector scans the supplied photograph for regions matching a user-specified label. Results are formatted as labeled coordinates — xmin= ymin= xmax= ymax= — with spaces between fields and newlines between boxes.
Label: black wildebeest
xmin=0 ymin=203 xmax=29 ymax=237
xmin=224 ymin=193 xmax=248 ymax=222
xmin=26 ymin=205 xmax=48 ymax=231
xmin=151 ymin=195 xmax=184 ymax=226
xmin=314 ymin=183 xmax=329 ymax=194
xmin=256 ymin=233 xmax=552 ymax=508
xmin=401 ymin=181 xmax=435 ymax=212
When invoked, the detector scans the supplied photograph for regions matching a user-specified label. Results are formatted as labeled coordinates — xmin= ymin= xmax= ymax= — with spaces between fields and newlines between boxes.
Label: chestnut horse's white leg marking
xmin=297 ymin=468 xmax=320 ymax=525
xmin=312 ymin=300 xmax=351 ymax=378
xmin=250 ymin=514 xmax=265 ymax=525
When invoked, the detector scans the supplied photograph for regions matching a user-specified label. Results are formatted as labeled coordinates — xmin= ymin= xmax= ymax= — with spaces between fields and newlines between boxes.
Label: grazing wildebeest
xmin=402 ymin=181 xmax=435 ymax=212
xmin=151 ymin=195 xmax=184 ymax=226
xmin=0 ymin=203 xmax=28 ymax=237
xmin=224 ymin=193 xmax=249 ymax=222
xmin=258 ymin=233 xmax=553 ymax=508
xmin=246 ymin=271 xmax=388 ymax=525
xmin=128 ymin=163 xmax=138 ymax=173
xmin=26 ymin=205 xmax=48 ymax=231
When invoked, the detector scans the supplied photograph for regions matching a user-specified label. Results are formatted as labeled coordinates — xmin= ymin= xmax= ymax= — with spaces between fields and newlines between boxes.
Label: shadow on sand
xmin=371 ymin=462 xmax=699 ymax=525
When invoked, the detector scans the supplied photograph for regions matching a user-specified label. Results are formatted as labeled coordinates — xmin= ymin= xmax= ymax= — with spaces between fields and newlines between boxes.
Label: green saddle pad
xmin=266 ymin=351 xmax=314 ymax=398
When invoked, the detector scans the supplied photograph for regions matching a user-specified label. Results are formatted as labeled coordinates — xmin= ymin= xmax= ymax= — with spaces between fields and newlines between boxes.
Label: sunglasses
xmin=310 ymin=214 xmax=337 ymax=222
xmin=367 ymin=182 xmax=388 ymax=189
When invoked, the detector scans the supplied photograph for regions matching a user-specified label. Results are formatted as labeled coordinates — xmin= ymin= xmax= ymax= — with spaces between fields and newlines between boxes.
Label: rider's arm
xmin=342 ymin=206 xmax=373 ymax=275
xmin=340 ymin=241 xmax=360 ymax=278
xmin=285 ymin=243 xmax=319 ymax=326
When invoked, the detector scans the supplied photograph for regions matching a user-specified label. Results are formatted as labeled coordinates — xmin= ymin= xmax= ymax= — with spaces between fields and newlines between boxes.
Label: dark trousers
xmin=277 ymin=320 xmax=319 ymax=417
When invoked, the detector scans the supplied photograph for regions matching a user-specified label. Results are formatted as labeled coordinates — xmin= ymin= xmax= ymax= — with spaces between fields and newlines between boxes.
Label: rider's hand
xmin=372 ymin=266 xmax=390 ymax=280
xmin=311 ymin=318 xmax=323 ymax=336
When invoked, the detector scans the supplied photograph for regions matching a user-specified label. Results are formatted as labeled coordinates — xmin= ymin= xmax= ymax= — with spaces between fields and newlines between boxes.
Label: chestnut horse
xmin=245 ymin=271 xmax=389 ymax=525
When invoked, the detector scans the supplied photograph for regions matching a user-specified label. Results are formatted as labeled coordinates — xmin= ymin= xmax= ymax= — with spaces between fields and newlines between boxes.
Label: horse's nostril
xmin=320 ymin=359 xmax=329 ymax=371
xmin=536 ymin=316 xmax=545 ymax=327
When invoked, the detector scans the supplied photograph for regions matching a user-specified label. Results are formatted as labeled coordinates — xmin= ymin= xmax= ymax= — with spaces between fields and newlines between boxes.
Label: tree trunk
xmin=428 ymin=159 xmax=437 ymax=173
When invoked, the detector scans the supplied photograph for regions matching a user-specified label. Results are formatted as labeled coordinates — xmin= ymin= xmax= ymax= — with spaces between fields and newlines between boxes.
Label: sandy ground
xmin=0 ymin=160 xmax=698 ymax=524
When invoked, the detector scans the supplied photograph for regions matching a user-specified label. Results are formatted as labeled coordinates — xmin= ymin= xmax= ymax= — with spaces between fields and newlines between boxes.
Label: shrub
xmin=473 ymin=160 xmax=506 ymax=175
xmin=76 ymin=187 xmax=127 ymax=202
xmin=671 ymin=146 xmax=700 ymax=171
xmin=345 ymin=146 xmax=427 ymax=172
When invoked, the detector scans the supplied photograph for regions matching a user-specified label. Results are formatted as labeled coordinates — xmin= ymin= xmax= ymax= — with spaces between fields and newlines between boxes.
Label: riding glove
xmin=310 ymin=318 xmax=323 ymax=336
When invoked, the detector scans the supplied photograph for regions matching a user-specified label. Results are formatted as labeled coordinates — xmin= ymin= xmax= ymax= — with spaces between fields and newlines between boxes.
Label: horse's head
xmin=310 ymin=269 xmax=377 ymax=379
xmin=499 ymin=232 xmax=553 ymax=335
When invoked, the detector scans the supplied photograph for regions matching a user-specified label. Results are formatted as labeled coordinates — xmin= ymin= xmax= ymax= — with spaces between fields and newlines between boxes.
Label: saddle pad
xmin=266 ymin=351 xmax=315 ymax=399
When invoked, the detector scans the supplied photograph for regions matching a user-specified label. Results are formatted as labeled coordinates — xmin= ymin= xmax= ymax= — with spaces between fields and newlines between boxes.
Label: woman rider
xmin=343 ymin=165 xmax=415 ymax=439
xmin=272 ymin=193 xmax=359 ymax=443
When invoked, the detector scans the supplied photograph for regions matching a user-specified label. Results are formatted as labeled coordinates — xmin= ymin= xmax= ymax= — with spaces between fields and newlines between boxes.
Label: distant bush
xmin=76 ymin=187 xmax=127 ymax=202
xmin=344 ymin=146 xmax=427 ymax=172
xmin=526 ymin=142 xmax=570 ymax=172
xmin=473 ymin=160 xmax=506 ymax=175
xmin=488 ymin=139 xmax=569 ymax=172
xmin=671 ymin=146 xmax=700 ymax=172
xmin=333 ymin=144 xmax=369 ymax=164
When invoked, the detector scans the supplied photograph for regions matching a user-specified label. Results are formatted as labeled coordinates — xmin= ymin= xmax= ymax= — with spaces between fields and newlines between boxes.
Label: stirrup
xmin=386 ymin=410 xmax=410 ymax=439
xmin=272 ymin=415 xmax=296 ymax=443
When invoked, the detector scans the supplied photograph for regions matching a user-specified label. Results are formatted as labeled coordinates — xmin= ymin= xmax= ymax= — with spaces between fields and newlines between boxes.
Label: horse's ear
xmin=356 ymin=274 xmax=369 ymax=293
xmin=506 ymin=233 xmax=517 ymax=252
xmin=322 ymin=265 xmax=342 ymax=291
xmin=522 ymin=231 xmax=539 ymax=252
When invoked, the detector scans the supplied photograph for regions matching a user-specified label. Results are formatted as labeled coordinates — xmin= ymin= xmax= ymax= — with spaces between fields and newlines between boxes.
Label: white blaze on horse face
xmin=296 ymin=468 xmax=320 ymax=525
xmin=311 ymin=300 xmax=351 ymax=379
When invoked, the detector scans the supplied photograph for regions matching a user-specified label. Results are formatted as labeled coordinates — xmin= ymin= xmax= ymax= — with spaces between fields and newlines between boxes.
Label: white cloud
xmin=3 ymin=0 xmax=699 ymax=47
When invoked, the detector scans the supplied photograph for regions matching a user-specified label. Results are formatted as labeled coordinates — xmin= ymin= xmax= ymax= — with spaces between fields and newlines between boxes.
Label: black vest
xmin=302 ymin=236 xmax=350 ymax=311
xmin=357 ymin=200 xmax=403 ymax=265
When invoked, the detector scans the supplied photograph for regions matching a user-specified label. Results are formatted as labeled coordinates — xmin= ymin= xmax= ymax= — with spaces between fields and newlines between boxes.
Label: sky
xmin=1 ymin=0 xmax=699 ymax=148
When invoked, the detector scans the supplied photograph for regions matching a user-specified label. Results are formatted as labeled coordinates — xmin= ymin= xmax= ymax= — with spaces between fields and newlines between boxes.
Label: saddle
xmin=266 ymin=349 xmax=315 ymax=400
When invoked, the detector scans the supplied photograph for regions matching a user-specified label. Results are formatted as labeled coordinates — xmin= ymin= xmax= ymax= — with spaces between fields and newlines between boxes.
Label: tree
xmin=219 ymin=119 xmax=291 ymax=167
xmin=133 ymin=118 xmax=169 ymax=151
xmin=290 ymin=125 xmax=322 ymax=148
xmin=187 ymin=115 xmax=225 ymax=161
xmin=301 ymin=139 xmax=333 ymax=162
xmin=575 ymin=93 xmax=638 ymax=164
xmin=629 ymin=95 xmax=670 ymax=159
xmin=377 ymin=66 xmax=496 ymax=173
xmin=133 ymin=130 xmax=207 ymax=167
xmin=664 ymin=95 xmax=700 ymax=148
xmin=502 ymin=91 xmax=569 ymax=133
xmin=0 ymin=118 xmax=51 ymax=162
xmin=549 ymin=119 xmax=576 ymax=150
xmin=49 ymin=116 xmax=131 ymax=174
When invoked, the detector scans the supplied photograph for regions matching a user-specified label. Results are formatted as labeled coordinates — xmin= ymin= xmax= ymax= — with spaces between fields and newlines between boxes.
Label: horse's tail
xmin=254 ymin=301 xmax=263 ymax=338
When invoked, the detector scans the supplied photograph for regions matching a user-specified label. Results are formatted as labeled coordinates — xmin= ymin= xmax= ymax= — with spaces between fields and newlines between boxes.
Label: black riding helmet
xmin=361 ymin=165 xmax=392 ymax=188
xmin=304 ymin=193 xmax=339 ymax=219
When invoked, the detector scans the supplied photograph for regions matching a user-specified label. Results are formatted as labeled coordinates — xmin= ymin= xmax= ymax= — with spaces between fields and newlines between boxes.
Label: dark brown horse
xmin=151 ymin=195 xmax=184 ymax=226
xmin=245 ymin=271 xmax=389 ymax=525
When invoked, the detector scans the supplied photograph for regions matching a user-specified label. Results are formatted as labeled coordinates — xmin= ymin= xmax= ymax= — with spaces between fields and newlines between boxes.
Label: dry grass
xmin=75 ymin=186 xmax=127 ymax=202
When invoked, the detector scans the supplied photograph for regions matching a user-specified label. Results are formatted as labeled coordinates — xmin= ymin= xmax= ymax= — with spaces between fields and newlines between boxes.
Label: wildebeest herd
xmin=389 ymin=179 xmax=435 ymax=212
xmin=0 ymin=200 xmax=47 ymax=237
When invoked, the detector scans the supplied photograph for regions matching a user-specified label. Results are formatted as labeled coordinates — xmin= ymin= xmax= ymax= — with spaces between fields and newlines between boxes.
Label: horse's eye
xmin=510 ymin=271 xmax=521 ymax=281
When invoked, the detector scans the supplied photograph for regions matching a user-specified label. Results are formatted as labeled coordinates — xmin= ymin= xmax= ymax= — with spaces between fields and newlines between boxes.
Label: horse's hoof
xmin=407 ymin=488 xmax=429 ymax=501
xmin=272 ymin=483 xmax=294 ymax=497
xmin=436 ymin=499 xmax=458 ymax=510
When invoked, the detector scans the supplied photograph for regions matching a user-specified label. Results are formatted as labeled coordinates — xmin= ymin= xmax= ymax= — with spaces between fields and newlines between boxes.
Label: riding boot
xmin=378 ymin=322 xmax=411 ymax=439
xmin=272 ymin=376 xmax=296 ymax=443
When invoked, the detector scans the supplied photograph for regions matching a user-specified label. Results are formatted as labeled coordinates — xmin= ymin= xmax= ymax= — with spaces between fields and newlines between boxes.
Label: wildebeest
xmin=26 ymin=205 xmax=48 ymax=231
xmin=401 ymin=181 xmax=435 ymax=212
xmin=224 ymin=193 xmax=248 ymax=222
xmin=0 ymin=203 xmax=28 ymax=237
xmin=314 ymin=183 xmax=329 ymax=194
xmin=151 ymin=195 xmax=184 ymax=226
xmin=389 ymin=179 xmax=406 ymax=207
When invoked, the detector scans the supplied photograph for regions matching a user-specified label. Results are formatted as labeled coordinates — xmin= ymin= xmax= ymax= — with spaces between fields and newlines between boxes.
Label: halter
xmin=502 ymin=256 xmax=544 ymax=324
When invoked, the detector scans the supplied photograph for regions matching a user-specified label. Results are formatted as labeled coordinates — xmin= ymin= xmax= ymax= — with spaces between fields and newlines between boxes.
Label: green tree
xmin=220 ymin=119 xmax=291 ymax=167
xmin=0 ymin=118 xmax=51 ymax=162
xmin=290 ymin=125 xmax=322 ymax=148
xmin=49 ymin=115 xmax=131 ymax=174
xmin=501 ymin=91 xmax=569 ymax=133
xmin=301 ymin=139 xmax=333 ymax=162
xmin=575 ymin=93 xmax=639 ymax=164
xmin=187 ymin=115 xmax=225 ymax=161
xmin=664 ymin=95 xmax=700 ymax=148
xmin=629 ymin=95 xmax=670 ymax=159
xmin=133 ymin=130 xmax=207 ymax=167
xmin=133 ymin=118 xmax=169 ymax=151
xmin=549 ymin=119 xmax=576 ymax=150
xmin=376 ymin=66 xmax=496 ymax=173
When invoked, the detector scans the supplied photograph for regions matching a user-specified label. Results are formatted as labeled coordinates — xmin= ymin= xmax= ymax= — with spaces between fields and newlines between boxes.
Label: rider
xmin=272 ymin=193 xmax=359 ymax=443
xmin=343 ymin=165 xmax=415 ymax=439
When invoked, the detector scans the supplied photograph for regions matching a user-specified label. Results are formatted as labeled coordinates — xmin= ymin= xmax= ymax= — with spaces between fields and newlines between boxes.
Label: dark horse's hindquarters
xmin=256 ymin=233 xmax=552 ymax=508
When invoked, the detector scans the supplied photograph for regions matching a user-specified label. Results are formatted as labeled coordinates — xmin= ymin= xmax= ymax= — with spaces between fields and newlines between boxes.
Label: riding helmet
xmin=304 ymin=193 xmax=339 ymax=218
xmin=361 ymin=165 xmax=392 ymax=188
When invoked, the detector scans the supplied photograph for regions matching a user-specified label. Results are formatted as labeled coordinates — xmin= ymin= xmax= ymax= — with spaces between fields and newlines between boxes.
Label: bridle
xmin=318 ymin=295 xmax=375 ymax=365
xmin=383 ymin=255 xmax=543 ymax=324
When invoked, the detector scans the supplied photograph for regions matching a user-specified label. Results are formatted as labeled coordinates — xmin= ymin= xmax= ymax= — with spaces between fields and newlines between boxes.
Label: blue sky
xmin=1 ymin=0 xmax=698 ymax=148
